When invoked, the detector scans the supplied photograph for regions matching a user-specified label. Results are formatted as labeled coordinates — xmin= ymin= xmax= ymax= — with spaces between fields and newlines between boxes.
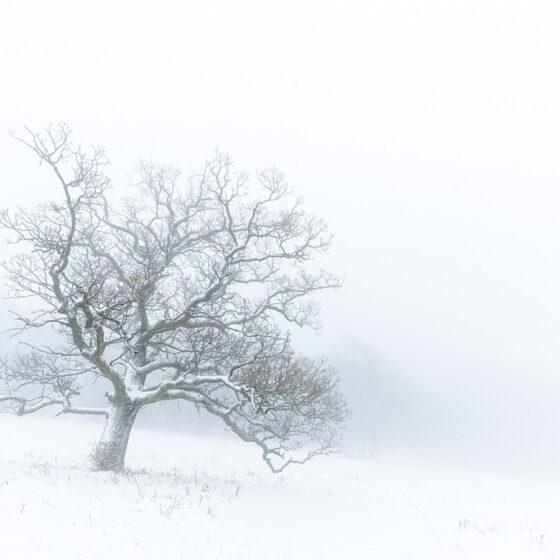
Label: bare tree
xmin=0 ymin=124 xmax=348 ymax=472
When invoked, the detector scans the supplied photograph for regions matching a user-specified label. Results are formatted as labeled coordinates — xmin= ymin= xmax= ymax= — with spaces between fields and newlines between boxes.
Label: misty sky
xmin=1 ymin=0 xmax=560 ymax=473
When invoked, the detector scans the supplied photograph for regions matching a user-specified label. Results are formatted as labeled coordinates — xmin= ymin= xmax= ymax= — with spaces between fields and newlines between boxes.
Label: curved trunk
xmin=93 ymin=402 xmax=138 ymax=472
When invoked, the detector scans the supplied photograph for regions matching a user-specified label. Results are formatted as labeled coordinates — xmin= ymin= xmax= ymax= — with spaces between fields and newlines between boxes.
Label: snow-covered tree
xmin=0 ymin=124 xmax=348 ymax=472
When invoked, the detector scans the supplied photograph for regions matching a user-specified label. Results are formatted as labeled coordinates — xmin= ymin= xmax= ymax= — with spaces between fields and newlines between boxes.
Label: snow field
xmin=0 ymin=415 xmax=559 ymax=559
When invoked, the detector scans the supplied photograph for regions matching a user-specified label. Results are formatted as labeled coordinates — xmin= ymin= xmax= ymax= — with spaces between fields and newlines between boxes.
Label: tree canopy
xmin=0 ymin=124 xmax=348 ymax=472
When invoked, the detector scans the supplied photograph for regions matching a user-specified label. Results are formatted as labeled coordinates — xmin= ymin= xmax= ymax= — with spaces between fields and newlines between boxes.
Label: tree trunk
xmin=92 ymin=402 xmax=138 ymax=472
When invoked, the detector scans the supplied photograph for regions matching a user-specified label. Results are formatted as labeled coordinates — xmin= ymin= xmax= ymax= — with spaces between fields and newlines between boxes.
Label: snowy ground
xmin=0 ymin=416 xmax=559 ymax=559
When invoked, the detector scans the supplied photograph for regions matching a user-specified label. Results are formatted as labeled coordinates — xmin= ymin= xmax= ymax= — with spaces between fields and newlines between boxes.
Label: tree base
xmin=92 ymin=403 xmax=138 ymax=472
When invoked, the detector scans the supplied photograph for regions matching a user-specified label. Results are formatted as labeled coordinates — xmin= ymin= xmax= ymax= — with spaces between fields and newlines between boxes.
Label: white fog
xmin=1 ymin=1 xmax=560 ymax=558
